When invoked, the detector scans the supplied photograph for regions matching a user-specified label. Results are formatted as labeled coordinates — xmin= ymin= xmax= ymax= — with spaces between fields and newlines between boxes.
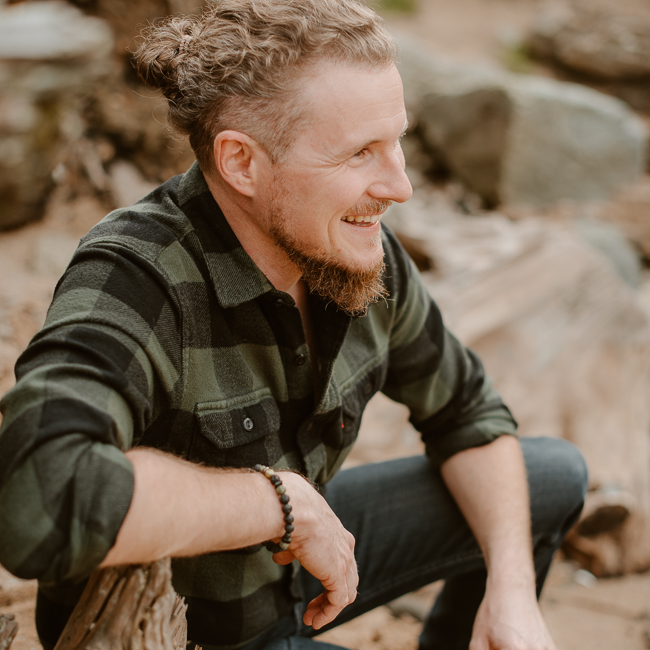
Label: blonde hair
xmin=134 ymin=0 xmax=397 ymax=169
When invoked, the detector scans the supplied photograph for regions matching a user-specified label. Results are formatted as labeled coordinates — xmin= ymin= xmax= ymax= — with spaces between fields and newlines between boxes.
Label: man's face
xmin=258 ymin=61 xmax=412 ymax=283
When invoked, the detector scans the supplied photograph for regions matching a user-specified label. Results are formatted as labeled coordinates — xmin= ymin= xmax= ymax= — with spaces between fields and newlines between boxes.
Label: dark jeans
xmin=239 ymin=437 xmax=588 ymax=650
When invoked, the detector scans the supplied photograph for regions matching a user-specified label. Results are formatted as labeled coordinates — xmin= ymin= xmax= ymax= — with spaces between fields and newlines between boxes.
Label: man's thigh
xmin=299 ymin=436 xmax=587 ymax=635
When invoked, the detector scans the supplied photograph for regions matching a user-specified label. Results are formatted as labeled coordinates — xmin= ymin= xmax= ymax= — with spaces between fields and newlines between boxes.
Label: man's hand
xmin=272 ymin=472 xmax=358 ymax=630
xmin=470 ymin=583 xmax=556 ymax=650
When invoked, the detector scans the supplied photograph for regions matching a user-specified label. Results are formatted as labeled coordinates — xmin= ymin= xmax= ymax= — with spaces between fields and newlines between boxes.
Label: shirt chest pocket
xmin=190 ymin=389 xmax=282 ymax=468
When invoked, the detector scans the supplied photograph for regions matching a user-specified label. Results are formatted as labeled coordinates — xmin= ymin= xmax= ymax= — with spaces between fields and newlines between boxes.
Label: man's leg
xmin=296 ymin=436 xmax=587 ymax=649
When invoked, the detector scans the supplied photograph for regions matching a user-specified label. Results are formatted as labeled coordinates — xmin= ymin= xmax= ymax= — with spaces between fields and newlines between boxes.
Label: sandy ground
xmin=2 ymin=0 xmax=650 ymax=649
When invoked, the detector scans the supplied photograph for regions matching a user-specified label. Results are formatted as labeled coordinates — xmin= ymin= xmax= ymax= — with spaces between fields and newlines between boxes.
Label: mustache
xmin=344 ymin=200 xmax=393 ymax=217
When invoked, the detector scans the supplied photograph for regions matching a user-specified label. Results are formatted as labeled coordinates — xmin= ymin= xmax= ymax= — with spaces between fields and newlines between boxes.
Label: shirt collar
xmin=177 ymin=162 xmax=274 ymax=309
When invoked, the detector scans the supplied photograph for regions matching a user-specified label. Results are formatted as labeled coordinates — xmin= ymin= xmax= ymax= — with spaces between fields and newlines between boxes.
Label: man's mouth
xmin=341 ymin=214 xmax=382 ymax=224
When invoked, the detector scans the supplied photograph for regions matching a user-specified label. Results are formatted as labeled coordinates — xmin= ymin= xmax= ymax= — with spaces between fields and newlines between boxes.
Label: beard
xmin=268 ymin=181 xmax=390 ymax=317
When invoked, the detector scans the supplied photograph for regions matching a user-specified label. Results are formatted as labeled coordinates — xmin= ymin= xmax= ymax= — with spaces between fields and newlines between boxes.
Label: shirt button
xmin=243 ymin=417 xmax=254 ymax=431
xmin=294 ymin=354 xmax=307 ymax=366
xmin=275 ymin=298 xmax=285 ymax=308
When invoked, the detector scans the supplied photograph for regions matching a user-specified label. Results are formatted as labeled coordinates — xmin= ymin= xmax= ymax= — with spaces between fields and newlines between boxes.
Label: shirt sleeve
xmin=381 ymin=227 xmax=518 ymax=466
xmin=0 ymin=234 xmax=182 ymax=585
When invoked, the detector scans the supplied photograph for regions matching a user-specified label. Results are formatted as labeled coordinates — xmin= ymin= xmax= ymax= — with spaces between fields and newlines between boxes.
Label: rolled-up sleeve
xmin=382 ymin=230 xmax=517 ymax=466
xmin=0 ymin=236 xmax=181 ymax=584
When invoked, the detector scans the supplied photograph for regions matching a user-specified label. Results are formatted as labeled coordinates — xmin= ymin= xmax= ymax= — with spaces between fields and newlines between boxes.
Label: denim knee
xmin=522 ymin=437 xmax=589 ymax=537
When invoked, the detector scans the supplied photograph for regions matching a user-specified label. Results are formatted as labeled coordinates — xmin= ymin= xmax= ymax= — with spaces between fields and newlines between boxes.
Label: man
xmin=0 ymin=1 xmax=587 ymax=649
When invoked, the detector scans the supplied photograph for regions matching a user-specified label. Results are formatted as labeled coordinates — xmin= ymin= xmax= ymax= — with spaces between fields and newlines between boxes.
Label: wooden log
xmin=54 ymin=558 xmax=193 ymax=650
xmin=0 ymin=614 xmax=18 ymax=650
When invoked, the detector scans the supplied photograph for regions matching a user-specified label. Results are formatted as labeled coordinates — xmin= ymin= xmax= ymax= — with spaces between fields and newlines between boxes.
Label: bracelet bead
xmin=254 ymin=464 xmax=294 ymax=554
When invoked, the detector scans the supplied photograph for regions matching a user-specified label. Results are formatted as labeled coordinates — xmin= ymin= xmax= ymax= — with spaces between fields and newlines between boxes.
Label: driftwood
xmin=0 ymin=614 xmax=18 ymax=650
xmin=54 ymin=559 xmax=193 ymax=650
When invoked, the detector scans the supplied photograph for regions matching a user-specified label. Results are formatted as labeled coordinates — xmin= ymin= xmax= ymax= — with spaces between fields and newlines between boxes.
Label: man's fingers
xmin=303 ymin=591 xmax=349 ymax=630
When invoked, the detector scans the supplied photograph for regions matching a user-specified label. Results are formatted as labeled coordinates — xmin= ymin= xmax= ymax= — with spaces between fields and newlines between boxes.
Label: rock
xmin=574 ymin=218 xmax=642 ymax=289
xmin=69 ymin=0 xmax=206 ymax=58
xmin=28 ymin=231 xmax=79 ymax=277
xmin=396 ymin=36 xmax=647 ymax=208
xmin=597 ymin=177 xmax=650 ymax=258
xmin=0 ymin=1 xmax=113 ymax=231
xmin=107 ymin=159 xmax=158 ymax=208
xmin=0 ymin=2 xmax=110 ymax=63
xmin=528 ymin=1 xmax=650 ymax=81
xmin=85 ymin=83 xmax=195 ymax=184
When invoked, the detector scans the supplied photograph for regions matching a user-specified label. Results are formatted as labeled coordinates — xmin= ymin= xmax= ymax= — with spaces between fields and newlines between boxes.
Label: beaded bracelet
xmin=253 ymin=464 xmax=294 ymax=553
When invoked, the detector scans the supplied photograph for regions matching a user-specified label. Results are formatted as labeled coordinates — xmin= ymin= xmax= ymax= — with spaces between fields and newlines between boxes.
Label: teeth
xmin=342 ymin=215 xmax=378 ymax=223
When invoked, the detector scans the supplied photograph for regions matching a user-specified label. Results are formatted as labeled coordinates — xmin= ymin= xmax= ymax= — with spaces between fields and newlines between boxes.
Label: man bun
xmin=132 ymin=0 xmax=396 ymax=171
xmin=136 ymin=17 xmax=200 ymax=103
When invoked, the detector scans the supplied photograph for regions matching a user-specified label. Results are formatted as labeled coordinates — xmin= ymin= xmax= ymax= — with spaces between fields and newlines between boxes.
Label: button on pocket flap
xmin=195 ymin=391 xmax=281 ymax=449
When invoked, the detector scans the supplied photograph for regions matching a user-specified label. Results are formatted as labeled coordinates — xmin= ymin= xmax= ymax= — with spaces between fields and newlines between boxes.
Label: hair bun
xmin=134 ymin=17 xmax=198 ymax=99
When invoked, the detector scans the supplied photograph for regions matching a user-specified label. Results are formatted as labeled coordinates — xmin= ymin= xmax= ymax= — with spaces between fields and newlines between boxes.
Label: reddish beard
xmin=268 ymin=222 xmax=387 ymax=318
xmin=267 ymin=174 xmax=390 ymax=316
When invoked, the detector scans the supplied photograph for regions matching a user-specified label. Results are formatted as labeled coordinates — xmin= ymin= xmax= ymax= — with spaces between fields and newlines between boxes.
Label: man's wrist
xmin=485 ymin=556 xmax=537 ymax=593
xmin=276 ymin=471 xmax=320 ymax=544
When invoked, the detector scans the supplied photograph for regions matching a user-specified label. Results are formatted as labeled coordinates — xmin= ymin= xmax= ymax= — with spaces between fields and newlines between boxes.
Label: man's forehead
xmin=295 ymin=62 xmax=407 ymax=153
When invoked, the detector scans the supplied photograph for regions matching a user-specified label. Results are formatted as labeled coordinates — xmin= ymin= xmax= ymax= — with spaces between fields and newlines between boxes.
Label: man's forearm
xmin=441 ymin=434 xmax=558 ymax=649
xmin=100 ymin=447 xmax=358 ymax=630
xmin=440 ymin=435 xmax=535 ymax=589
xmin=102 ymin=448 xmax=294 ymax=565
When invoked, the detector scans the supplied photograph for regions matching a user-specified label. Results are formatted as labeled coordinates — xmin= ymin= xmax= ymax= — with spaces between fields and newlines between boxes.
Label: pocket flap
xmin=195 ymin=390 xmax=281 ymax=449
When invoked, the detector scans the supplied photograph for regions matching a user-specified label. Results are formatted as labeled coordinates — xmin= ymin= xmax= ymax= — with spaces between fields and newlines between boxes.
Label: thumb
xmin=272 ymin=550 xmax=296 ymax=565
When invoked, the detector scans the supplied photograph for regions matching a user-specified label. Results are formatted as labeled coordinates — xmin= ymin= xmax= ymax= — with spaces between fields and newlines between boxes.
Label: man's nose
xmin=369 ymin=149 xmax=413 ymax=204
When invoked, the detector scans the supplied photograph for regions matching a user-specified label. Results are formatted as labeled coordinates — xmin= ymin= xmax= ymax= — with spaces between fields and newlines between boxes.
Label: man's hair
xmin=134 ymin=0 xmax=397 ymax=170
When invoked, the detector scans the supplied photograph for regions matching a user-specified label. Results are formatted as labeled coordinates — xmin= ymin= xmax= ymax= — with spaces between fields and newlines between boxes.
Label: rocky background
xmin=2 ymin=0 xmax=650 ymax=649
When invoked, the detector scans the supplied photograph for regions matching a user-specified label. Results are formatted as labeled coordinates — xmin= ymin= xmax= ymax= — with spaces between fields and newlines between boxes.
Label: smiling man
xmin=0 ymin=2 xmax=587 ymax=650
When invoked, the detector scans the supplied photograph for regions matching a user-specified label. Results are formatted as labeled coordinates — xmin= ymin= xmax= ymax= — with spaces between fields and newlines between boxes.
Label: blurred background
xmin=1 ymin=0 xmax=650 ymax=648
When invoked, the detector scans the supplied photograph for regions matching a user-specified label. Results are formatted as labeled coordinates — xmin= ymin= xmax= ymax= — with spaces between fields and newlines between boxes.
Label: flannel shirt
xmin=0 ymin=162 xmax=517 ymax=648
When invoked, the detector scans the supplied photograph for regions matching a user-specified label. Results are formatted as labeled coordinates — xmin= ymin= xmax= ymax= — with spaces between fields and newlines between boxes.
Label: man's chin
xmin=270 ymin=226 xmax=387 ymax=316
xmin=300 ymin=255 xmax=388 ymax=317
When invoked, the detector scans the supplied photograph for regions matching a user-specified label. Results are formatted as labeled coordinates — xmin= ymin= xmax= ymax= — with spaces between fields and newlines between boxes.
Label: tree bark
xmin=54 ymin=559 xmax=194 ymax=650
xmin=0 ymin=614 xmax=18 ymax=650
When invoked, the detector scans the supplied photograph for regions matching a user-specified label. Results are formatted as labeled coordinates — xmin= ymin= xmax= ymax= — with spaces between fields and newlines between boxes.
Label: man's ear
xmin=213 ymin=130 xmax=266 ymax=197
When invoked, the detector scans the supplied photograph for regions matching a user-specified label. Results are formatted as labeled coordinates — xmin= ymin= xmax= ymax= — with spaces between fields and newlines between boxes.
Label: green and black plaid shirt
xmin=0 ymin=162 xmax=516 ymax=648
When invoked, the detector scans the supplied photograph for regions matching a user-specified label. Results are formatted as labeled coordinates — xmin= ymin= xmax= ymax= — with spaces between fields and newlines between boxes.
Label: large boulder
xmin=0 ymin=1 xmax=112 ymax=230
xmin=526 ymin=1 xmax=650 ymax=113
xmin=396 ymin=36 xmax=647 ymax=208
xmin=528 ymin=1 xmax=650 ymax=80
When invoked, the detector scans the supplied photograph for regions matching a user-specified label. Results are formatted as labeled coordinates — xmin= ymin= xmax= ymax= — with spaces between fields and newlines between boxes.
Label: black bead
xmin=282 ymin=534 xmax=292 ymax=543
xmin=253 ymin=464 xmax=263 ymax=472
xmin=282 ymin=504 xmax=292 ymax=514
xmin=285 ymin=524 xmax=295 ymax=533
xmin=279 ymin=494 xmax=290 ymax=504
xmin=270 ymin=475 xmax=281 ymax=485
xmin=284 ymin=514 xmax=294 ymax=524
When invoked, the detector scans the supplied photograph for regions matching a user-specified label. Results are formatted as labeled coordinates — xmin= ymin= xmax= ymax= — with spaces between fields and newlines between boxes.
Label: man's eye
xmin=353 ymin=149 xmax=367 ymax=158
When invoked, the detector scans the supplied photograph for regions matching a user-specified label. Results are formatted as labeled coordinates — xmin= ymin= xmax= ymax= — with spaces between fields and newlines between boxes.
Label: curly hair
xmin=134 ymin=0 xmax=397 ymax=170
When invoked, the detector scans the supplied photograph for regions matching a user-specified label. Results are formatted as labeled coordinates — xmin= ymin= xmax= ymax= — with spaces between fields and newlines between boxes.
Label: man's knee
xmin=521 ymin=437 xmax=588 ymax=536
